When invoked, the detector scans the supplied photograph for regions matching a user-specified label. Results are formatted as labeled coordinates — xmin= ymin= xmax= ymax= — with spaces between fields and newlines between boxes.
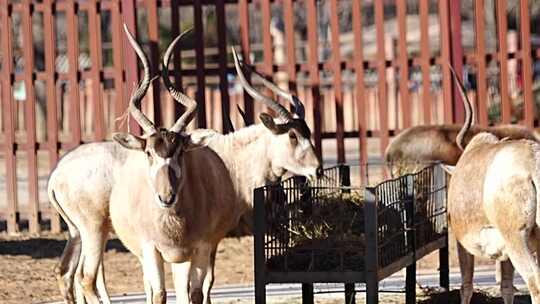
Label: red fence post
xmin=474 ymin=0 xmax=489 ymax=126
xmin=519 ymin=0 xmax=534 ymax=128
xmin=43 ymin=0 xmax=61 ymax=233
xmin=496 ymin=0 xmax=511 ymax=124
xmin=216 ymin=0 xmax=231 ymax=133
xmin=193 ymin=0 xmax=207 ymax=128
xmin=21 ymin=0 xmax=40 ymax=234
xmin=306 ymin=0 xmax=322 ymax=158
xmin=147 ymin=0 xmax=162 ymax=126
xmin=449 ymin=0 xmax=464 ymax=124
xmin=351 ymin=0 xmax=368 ymax=178
xmin=88 ymin=0 xmax=105 ymax=141
xmin=374 ymin=0 xmax=389 ymax=154
xmin=329 ymin=0 xmax=345 ymax=163
xmin=121 ymin=0 xmax=141 ymax=135
xmin=238 ymin=0 xmax=254 ymax=125
xmin=1 ymin=0 xmax=19 ymax=234
xmin=397 ymin=0 xmax=411 ymax=128
xmin=111 ymin=0 xmax=127 ymax=132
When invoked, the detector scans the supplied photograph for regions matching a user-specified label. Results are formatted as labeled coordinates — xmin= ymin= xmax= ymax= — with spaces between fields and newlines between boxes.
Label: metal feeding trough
xmin=252 ymin=163 xmax=449 ymax=304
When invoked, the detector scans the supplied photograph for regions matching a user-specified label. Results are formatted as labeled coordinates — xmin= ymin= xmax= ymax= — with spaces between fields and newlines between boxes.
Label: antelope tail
xmin=449 ymin=65 xmax=474 ymax=151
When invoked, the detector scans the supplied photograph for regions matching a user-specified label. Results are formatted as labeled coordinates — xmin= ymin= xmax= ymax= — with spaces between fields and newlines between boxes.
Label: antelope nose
xmin=316 ymin=166 xmax=324 ymax=178
xmin=159 ymin=193 xmax=176 ymax=207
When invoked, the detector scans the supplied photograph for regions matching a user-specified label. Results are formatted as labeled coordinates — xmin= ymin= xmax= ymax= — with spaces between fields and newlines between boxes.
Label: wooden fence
xmin=0 ymin=0 xmax=539 ymax=234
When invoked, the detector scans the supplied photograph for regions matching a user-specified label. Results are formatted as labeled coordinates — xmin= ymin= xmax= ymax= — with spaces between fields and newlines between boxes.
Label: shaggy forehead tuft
xmin=147 ymin=129 xmax=183 ymax=158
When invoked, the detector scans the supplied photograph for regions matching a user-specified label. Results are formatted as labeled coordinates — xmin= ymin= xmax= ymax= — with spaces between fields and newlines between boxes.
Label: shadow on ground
xmin=0 ymin=237 xmax=128 ymax=259
xmin=420 ymin=289 xmax=532 ymax=304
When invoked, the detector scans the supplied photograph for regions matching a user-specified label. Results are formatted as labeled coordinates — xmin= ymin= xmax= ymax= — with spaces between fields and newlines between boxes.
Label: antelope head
xmin=232 ymin=48 xmax=322 ymax=181
xmin=113 ymin=25 xmax=200 ymax=209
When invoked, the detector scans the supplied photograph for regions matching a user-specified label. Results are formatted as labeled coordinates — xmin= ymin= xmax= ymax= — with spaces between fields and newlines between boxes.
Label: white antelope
xmin=47 ymin=29 xmax=321 ymax=303
xmin=446 ymin=67 xmax=540 ymax=304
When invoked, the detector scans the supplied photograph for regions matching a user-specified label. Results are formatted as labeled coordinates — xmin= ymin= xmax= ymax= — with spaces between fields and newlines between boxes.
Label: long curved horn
xmin=450 ymin=65 xmax=474 ymax=151
xmin=162 ymin=29 xmax=197 ymax=133
xmin=231 ymin=47 xmax=292 ymax=121
xmin=246 ymin=66 xmax=305 ymax=119
xmin=123 ymin=24 xmax=157 ymax=135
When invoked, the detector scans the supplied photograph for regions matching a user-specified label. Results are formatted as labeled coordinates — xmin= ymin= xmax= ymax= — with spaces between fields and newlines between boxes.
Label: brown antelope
xmin=47 ymin=30 xmax=321 ymax=304
xmin=385 ymin=124 xmax=540 ymax=177
xmin=446 ymin=66 xmax=540 ymax=304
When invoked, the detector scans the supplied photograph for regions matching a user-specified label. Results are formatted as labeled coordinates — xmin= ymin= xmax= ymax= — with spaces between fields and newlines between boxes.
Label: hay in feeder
xmin=266 ymin=191 xmax=368 ymax=272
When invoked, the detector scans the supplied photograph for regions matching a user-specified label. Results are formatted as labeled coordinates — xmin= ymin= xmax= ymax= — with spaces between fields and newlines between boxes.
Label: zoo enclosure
xmin=0 ymin=0 xmax=539 ymax=234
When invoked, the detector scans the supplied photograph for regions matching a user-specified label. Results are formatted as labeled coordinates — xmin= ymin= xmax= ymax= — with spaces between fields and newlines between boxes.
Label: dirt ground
xmin=0 ymin=231 xmax=506 ymax=304
xmin=221 ymin=289 xmax=534 ymax=304
xmin=0 ymin=233 xmax=253 ymax=303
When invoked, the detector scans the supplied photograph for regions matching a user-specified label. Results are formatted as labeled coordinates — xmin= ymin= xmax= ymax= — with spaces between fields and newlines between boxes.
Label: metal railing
xmin=253 ymin=163 xmax=448 ymax=304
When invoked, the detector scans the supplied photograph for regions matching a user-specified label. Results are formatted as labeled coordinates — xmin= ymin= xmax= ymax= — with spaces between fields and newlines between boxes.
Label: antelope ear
xmin=113 ymin=133 xmax=146 ymax=150
xmin=259 ymin=113 xmax=288 ymax=134
xmin=440 ymin=164 xmax=456 ymax=175
xmin=187 ymin=129 xmax=218 ymax=147
xmin=183 ymin=132 xmax=214 ymax=152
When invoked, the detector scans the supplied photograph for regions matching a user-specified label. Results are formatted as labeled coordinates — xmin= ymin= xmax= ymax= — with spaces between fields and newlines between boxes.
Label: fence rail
xmin=1 ymin=0 xmax=539 ymax=234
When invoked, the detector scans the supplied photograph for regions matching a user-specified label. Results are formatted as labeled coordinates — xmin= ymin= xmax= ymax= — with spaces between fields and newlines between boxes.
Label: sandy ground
xmin=0 ymin=231 xmax=506 ymax=304
xmin=220 ymin=289 xmax=534 ymax=304
xmin=0 ymin=233 xmax=253 ymax=304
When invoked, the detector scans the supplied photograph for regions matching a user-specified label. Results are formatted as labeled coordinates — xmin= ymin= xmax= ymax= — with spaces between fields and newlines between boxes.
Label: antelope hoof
xmin=190 ymin=288 xmax=203 ymax=304
xmin=153 ymin=289 xmax=166 ymax=304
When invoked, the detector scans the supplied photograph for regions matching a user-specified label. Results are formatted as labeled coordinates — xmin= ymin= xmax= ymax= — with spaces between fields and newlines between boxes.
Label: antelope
xmin=48 ymin=30 xmax=321 ymax=304
xmin=48 ymin=26 xmax=206 ymax=303
xmin=107 ymin=31 xmax=244 ymax=304
xmin=385 ymin=124 xmax=540 ymax=177
xmin=384 ymin=102 xmax=540 ymax=289
xmin=446 ymin=66 xmax=540 ymax=304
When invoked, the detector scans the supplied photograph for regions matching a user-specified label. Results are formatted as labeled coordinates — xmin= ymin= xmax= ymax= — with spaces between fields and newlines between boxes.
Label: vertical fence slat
xmin=260 ymin=0 xmax=275 ymax=126
xmin=496 ymin=0 xmax=511 ymax=123
xmin=261 ymin=0 xmax=272 ymax=76
xmin=306 ymin=0 xmax=322 ymax=158
xmin=169 ymin=0 xmax=183 ymax=121
xmin=374 ymin=0 xmax=389 ymax=153
xmin=329 ymin=0 xmax=345 ymax=163
xmin=439 ymin=0 xmax=453 ymax=124
xmin=88 ymin=0 xmax=105 ymax=140
xmin=1 ymin=0 xmax=19 ymax=234
xmin=352 ymin=0 xmax=367 ymax=177
xmin=66 ymin=1 xmax=82 ymax=145
xmin=216 ymin=0 xmax=231 ymax=133
xmin=519 ymin=0 xmax=534 ymax=128
xmin=396 ymin=0 xmax=410 ymax=128
xmin=111 ymin=0 xmax=126 ymax=132
xmin=21 ymin=0 xmax=40 ymax=233
xmin=419 ymin=0 xmax=431 ymax=124
xmin=449 ymin=0 xmax=463 ymax=123
xmin=474 ymin=0 xmax=488 ymax=126
xmin=43 ymin=0 xmax=60 ymax=232
xmin=194 ymin=1 xmax=207 ymax=128
xmin=238 ymin=0 xmax=253 ymax=125
xmin=147 ymin=0 xmax=162 ymax=126
xmin=283 ymin=0 xmax=297 ymax=113
xmin=121 ymin=0 xmax=140 ymax=134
